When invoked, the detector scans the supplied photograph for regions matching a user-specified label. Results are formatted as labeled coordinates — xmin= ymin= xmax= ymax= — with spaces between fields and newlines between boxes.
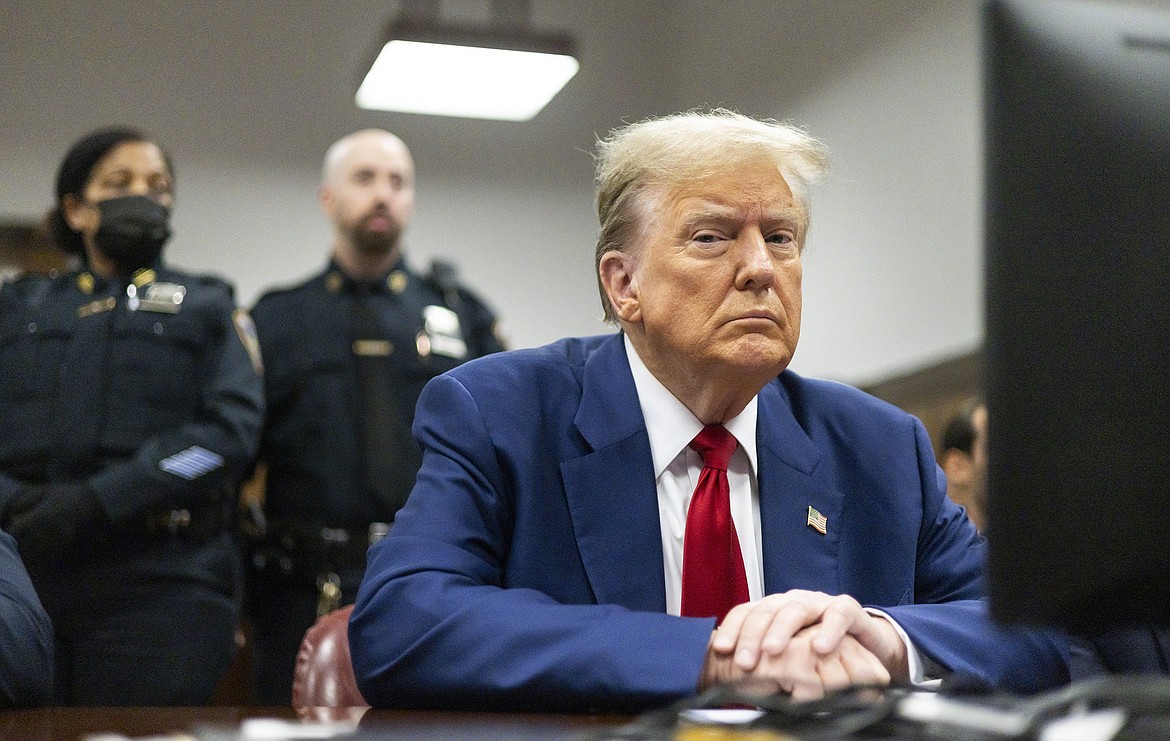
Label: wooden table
xmin=0 ymin=706 xmax=630 ymax=741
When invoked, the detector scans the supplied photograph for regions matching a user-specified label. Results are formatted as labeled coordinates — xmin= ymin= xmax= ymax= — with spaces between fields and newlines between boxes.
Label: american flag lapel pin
xmin=807 ymin=505 xmax=828 ymax=535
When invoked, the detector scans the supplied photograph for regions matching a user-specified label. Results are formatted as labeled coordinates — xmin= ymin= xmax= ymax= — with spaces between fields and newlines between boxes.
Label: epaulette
xmin=172 ymin=272 xmax=236 ymax=301
xmin=252 ymin=280 xmax=311 ymax=307
xmin=193 ymin=273 xmax=230 ymax=287
xmin=201 ymin=272 xmax=237 ymax=299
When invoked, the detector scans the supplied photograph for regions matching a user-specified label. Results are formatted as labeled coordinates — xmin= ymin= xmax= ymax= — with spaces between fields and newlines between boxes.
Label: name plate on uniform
xmin=77 ymin=296 xmax=117 ymax=318
xmin=353 ymin=339 xmax=392 ymax=357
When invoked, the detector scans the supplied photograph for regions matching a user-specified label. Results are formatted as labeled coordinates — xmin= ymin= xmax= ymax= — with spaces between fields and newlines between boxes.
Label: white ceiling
xmin=1 ymin=1 xmax=930 ymax=181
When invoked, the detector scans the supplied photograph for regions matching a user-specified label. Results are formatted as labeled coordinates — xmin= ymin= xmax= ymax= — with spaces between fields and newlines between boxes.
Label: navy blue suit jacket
xmin=350 ymin=333 xmax=1069 ymax=711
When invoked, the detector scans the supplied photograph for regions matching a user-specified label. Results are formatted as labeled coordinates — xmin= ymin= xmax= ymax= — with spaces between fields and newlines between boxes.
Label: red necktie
xmin=681 ymin=424 xmax=749 ymax=621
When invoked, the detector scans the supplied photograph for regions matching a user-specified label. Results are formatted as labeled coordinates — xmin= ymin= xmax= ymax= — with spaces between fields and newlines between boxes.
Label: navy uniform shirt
xmin=252 ymin=258 xmax=504 ymax=530
xmin=0 ymin=264 xmax=265 ymax=525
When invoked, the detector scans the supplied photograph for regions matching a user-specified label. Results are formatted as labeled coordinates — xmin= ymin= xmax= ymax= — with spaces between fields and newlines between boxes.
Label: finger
xmin=759 ymin=597 xmax=828 ymax=656
xmin=698 ymin=641 xmax=740 ymax=690
xmin=814 ymin=648 xmax=853 ymax=695
xmin=710 ymin=602 xmax=752 ymax=654
xmin=788 ymin=664 xmax=828 ymax=703
xmin=811 ymin=597 xmax=863 ymax=654
xmin=790 ymin=683 xmax=826 ymax=702
xmin=710 ymin=598 xmax=782 ymax=666
xmin=749 ymin=626 xmax=822 ymax=700
xmin=848 ymin=612 xmax=905 ymax=674
xmin=738 ymin=599 xmax=818 ymax=670
xmin=836 ymin=637 xmax=891 ymax=687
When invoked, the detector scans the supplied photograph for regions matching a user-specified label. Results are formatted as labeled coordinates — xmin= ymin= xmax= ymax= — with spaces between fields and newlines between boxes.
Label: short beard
xmin=352 ymin=225 xmax=399 ymax=256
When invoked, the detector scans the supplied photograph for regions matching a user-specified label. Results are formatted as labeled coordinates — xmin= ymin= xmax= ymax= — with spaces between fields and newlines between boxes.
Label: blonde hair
xmin=593 ymin=108 xmax=830 ymax=322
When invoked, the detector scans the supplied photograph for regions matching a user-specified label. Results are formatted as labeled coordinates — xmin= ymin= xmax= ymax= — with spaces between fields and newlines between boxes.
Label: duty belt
xmin=139 ymin=500 xmax=229 ymax=540
xmin=250 ymin=520 xmax=391 ymax=579
xmin=14 ymin=475 xmax=231 ymax=545
xmin=90 ymin=498 xmax=231 ymax=556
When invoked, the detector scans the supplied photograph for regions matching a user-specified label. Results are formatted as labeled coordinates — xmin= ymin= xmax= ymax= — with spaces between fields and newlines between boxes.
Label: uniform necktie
xmin=350 ymin=285 xmax=409 ymax=513
xmin=681 ymin=424 xmax=749 ymax=621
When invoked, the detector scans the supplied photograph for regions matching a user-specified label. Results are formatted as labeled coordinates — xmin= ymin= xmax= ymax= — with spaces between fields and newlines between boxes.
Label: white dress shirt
xmin=624 ymin=335 xmax=764 ymax=615
xmin=623 ymin=335 xmax=935 ymax=683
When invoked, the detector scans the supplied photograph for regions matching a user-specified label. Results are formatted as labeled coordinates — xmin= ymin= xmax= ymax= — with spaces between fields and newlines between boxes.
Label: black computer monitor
xmin=983 ymin=0 xmax=1170 ymax=632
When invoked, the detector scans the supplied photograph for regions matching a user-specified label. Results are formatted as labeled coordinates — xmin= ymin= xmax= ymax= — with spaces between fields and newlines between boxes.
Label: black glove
xmin=6 ymin=483 xmax=106 ymax=566
xmin=0 ymin=486 xmax=45 ymax=530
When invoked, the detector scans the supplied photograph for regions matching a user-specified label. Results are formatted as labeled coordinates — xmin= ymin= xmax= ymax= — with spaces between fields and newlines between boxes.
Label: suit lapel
xmin=560 ymin=353 xmax=847 ymax=609
xmin=561 ymin=334 xmax=666 ymax=612
xmin=756 ymin=378 xmax=843 ymax=596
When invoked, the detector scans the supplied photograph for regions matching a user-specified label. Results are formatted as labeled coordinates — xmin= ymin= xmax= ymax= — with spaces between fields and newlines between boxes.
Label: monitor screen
xmin=983 ymin=0 xmax=1170 ymax=631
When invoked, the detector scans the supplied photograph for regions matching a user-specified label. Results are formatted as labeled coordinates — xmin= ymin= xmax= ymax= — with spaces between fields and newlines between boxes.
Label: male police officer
xmin=246 ymin=129 xmax=505 ymax=704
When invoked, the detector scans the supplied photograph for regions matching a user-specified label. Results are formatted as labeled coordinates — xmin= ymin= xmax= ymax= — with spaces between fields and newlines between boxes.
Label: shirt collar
xmin=623 ymin=334 xmax=759 ymax=479
xmin=326 ymin=256 xmax=409 ymax=294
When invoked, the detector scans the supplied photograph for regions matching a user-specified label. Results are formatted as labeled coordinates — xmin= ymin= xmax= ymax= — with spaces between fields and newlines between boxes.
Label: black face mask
xmin=92 ymin=195 xmax=172 ymax=273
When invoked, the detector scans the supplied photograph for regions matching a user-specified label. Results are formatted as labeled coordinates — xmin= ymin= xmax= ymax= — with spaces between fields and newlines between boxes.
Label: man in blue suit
xmin=350 ymin=109 xmax=1069 ymax=711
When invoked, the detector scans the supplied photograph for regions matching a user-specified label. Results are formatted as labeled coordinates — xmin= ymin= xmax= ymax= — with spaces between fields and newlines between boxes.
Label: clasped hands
xmin=698 ymin=590 xmax=910 ymax=701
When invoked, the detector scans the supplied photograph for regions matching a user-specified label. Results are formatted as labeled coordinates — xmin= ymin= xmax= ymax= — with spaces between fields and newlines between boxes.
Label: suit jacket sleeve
xmin=0 ymin=530 xmax=53 ymax=707
xmin=879 ymin=419 xmax=1070 ymax=694
xmin=350 ymin=372 xmax=715 ymax=712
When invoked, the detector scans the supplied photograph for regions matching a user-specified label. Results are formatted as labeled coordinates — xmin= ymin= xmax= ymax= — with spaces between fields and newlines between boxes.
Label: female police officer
xmin=0 ymin=128 xmax=264 ymax=705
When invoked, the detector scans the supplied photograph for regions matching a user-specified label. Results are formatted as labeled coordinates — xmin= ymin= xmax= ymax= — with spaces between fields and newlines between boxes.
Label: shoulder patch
xmin=233 ymin=309 xmax=264 ymax=376
xmin=192 ymin=272 xmax=230 ymax=288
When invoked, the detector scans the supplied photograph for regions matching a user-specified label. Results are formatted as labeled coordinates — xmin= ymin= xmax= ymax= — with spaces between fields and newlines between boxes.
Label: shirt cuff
xmin=864 ymin=607 xmax=943 ymax=688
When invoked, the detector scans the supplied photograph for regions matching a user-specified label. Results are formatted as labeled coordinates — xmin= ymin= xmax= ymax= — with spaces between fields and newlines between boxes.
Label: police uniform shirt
xmin=0 ymin=264 xmax=265 ymax=525
xmin=251 ymin=258 xmax=504 ymax=529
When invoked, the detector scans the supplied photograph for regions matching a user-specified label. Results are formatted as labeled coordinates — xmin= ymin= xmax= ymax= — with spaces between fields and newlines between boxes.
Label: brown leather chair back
xmin=291 ymin=604 xmax=369 ymax=718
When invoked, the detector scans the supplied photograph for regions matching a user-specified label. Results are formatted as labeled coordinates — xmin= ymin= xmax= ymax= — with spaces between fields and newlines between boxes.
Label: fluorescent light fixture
xmin=356 ymin=16 xmax=579 ymax=122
